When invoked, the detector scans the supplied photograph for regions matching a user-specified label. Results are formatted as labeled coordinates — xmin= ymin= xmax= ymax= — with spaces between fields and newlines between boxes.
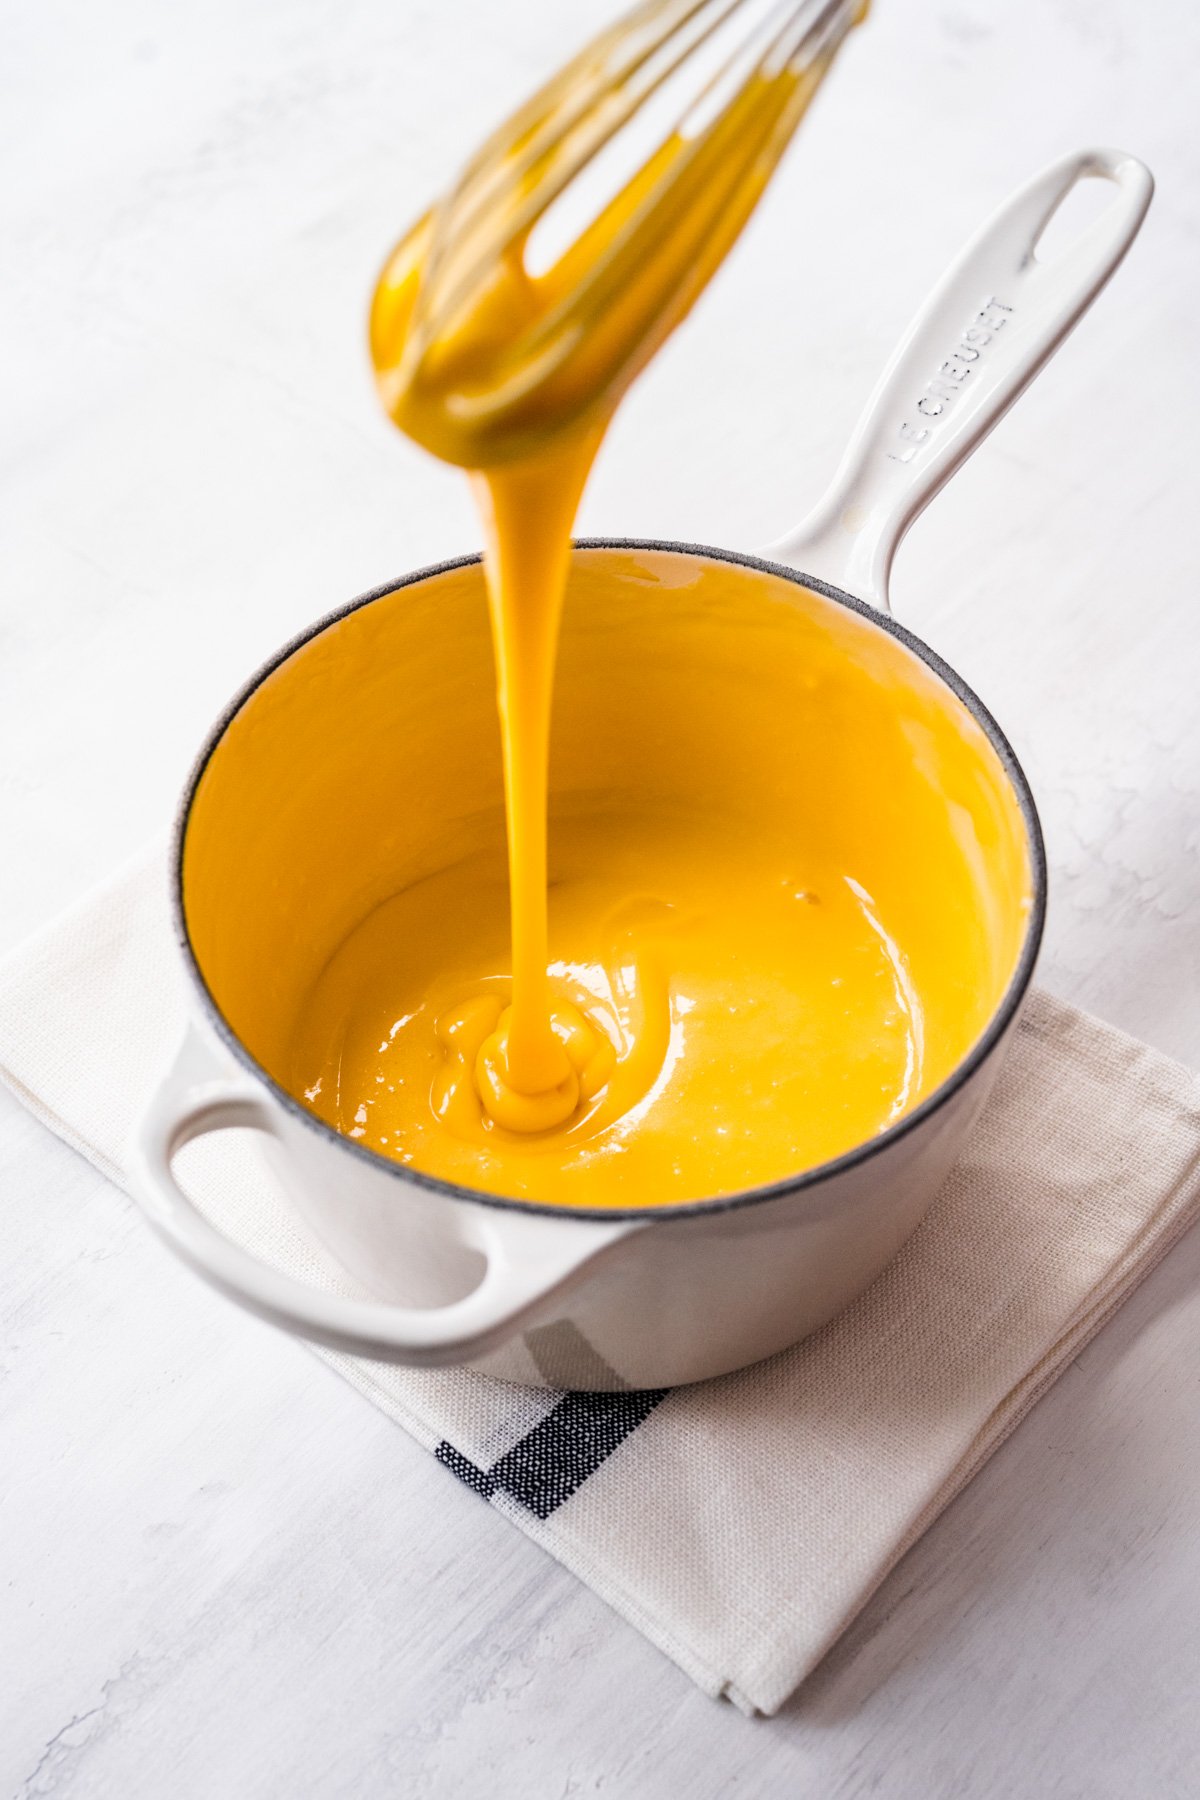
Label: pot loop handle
xmin=128 ymin=1026 xmax=636 ymax=1366
xmin=765 ymin=147 xmax=1153 ymax=611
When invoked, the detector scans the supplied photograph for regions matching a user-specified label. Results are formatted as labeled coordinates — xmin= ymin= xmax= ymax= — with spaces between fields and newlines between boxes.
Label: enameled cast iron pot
xmin=130 ymin=149 xmax=1151 ymax=1389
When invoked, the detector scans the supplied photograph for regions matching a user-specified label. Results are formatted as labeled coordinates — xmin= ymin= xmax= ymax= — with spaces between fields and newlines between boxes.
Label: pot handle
xmin=764 ymin=147 xmax=1153 ymax=611
xmin=128 ymin=1027 xmax=636 ymax=1366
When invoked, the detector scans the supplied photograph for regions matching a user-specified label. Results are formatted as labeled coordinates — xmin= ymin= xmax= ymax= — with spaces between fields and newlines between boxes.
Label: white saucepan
xmin=130 ymin=148 xmax=1151 ymax=1389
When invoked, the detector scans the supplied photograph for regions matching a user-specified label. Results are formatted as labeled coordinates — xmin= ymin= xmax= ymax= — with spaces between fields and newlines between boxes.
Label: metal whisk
xmin=372 ymin=0 xmax=866 ymax=463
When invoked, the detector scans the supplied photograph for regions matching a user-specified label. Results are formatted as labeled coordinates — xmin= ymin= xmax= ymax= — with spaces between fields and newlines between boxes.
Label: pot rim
xmin=172 ymin=537 xmax=1047 ymax=1223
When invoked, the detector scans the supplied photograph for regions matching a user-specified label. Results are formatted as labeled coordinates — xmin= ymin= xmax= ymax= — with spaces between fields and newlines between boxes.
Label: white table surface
xmin=4 ymin=1 xmax=1200 ymax=1793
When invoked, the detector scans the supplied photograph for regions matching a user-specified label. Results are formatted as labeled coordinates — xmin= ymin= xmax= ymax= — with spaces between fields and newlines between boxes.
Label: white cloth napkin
xmin=3 ymin=847 xmax=1200 ymax=1716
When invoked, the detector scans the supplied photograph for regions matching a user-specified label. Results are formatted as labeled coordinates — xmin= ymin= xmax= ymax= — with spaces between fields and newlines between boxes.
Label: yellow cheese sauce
xmin=183 ymin=549 xmax=1032 ymax=1207
xmin=293 ymin=818 xmax=929 ymax=1204
xmin=180 ymin=3 xmax=1034 ymax=1208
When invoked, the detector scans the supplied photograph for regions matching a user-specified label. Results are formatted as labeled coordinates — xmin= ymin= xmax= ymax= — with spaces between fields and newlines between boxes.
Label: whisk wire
xmin=411 ymin=0 xmax=856 ymax=359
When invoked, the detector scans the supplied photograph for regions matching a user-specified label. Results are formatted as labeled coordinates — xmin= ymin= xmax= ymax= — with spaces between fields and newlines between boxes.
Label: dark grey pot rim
xmin=172 ymin=538 xmax=1047 ymax=1223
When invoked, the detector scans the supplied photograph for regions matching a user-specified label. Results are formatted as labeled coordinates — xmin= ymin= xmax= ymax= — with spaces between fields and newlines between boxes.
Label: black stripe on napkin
xmin=436 ymin=1389 xmax=668 ymax=1520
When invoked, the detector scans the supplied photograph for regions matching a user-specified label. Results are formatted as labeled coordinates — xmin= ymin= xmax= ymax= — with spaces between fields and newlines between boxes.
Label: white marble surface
xmin=3 ymin=0 xmax=1200 ymax=1793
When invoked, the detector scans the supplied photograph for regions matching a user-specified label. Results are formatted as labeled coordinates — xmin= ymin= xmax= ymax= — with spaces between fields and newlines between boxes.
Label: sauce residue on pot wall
xmin=184 ymin=547 xmax=1033 ymax=1207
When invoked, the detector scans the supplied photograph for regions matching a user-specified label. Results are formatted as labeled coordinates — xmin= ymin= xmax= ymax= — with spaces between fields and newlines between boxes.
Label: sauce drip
xmin=368 ymin=13 xmax=865 ymax=1138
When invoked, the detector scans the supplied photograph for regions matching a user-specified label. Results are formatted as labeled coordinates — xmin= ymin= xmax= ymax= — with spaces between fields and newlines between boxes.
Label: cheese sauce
xmin=360 ymin=17 xmax=870 ymax=1164
xmin=184 ymin=545 xmax=1032 ymax=1208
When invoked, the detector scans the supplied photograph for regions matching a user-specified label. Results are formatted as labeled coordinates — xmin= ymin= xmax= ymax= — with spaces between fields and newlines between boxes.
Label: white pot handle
xmin=128 ymin=1027 xmax=636 ymax=1366
xmin=765 ymin=146 xmax=1153 ymax=610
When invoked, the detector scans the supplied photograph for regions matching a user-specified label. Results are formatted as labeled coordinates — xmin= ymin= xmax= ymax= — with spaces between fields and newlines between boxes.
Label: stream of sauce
xmin=361 ymin=13 xmax=866 ymax=1161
